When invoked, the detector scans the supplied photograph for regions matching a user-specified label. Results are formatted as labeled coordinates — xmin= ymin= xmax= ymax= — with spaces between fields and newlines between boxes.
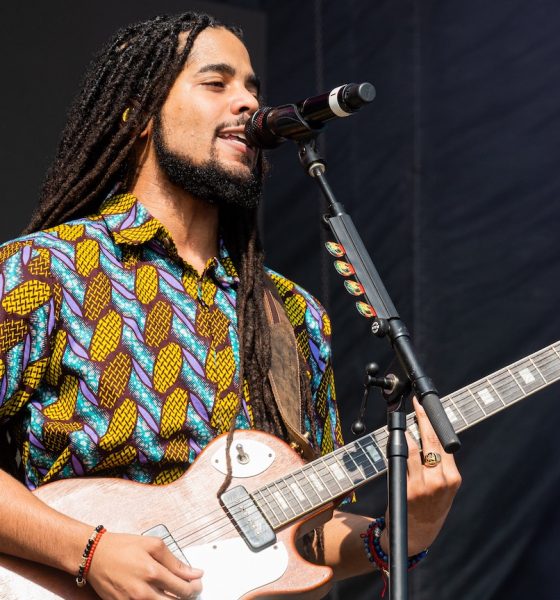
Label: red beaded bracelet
xmin=76 ymin=525 xmax=106 ymax=588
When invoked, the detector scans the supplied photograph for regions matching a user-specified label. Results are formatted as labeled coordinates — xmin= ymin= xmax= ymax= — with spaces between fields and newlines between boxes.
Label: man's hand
xmin=88 ymin=532 xmax=203 ymax=600
xmin=381 ymin=396 xmax=462 ymax=556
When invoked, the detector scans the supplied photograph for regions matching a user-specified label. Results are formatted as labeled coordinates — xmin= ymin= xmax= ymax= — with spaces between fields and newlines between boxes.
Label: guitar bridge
xmin=142 ymin=524 xmax=189 ymax=563
xmin=221 ymin=486 xmax=276 ymax=551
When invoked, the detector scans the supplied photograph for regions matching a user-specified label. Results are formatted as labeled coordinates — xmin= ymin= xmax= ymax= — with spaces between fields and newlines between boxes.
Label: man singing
xmin=0 ymin=12 xmax=460 ymax=599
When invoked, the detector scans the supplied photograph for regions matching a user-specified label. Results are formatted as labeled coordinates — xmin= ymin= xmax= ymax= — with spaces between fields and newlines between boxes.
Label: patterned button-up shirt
xmin=0 ymin=194 xmax=343 ymax=489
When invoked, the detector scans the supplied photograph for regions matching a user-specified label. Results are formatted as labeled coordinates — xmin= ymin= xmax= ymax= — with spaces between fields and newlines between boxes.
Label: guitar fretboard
xmin=251 ymin=341 xmax=560 ymax=529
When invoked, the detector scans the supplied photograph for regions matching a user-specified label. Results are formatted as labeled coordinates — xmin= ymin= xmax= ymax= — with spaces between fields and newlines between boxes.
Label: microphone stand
xmin=292 ymin=136 xmax=461 ymax=600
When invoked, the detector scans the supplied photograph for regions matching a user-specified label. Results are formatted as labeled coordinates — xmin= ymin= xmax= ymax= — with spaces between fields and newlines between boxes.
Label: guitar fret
xmin=286 ymin=475 xmax=312 ymax=512
xmin=530 ymin=357 xmax=546 ymax=381
xmin=487 ymin=377 xmax=504 ymax=402
xmin=337 ymin=448 xmax=365 ymax=486
xmin=307 ymin=463 xmax=332 ymax=502
xmin=252 ymin=489 xmax=282 ymax=528
xmin=467 ymin=386 xmax=489 ymax=416
xmin=347 ymin=447 xmax=375 ymax=480
xmin=273 ymin=478 xmax=303 ymax=517
xmin=260 ymin=485 xmax=289 ymax=524
xmin=514 ymin=358 xmax=545 ymax=393
xmin=322 ymin=454 xmax=350 ymax=492
xmin=298 ymin=466 xmax=325 ymax=506
xmin=455 ymin=388 xmax=485 ymax=424
xmin=534 ymin=348 xmax=559 ymax=382
xmin=443 ymin=395 xmax=468 ymax=429
xmin=357 ymin=436 xmax=386 ymax=471
xmin=291 ymin=470 xmax=317 ymax=508
xmin=504 ymin=367 xmax=526 ymax=403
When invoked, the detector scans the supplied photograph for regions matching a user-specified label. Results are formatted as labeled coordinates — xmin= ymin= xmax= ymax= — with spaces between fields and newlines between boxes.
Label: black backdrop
xmin=2 ymin=1 xmax=560 ymax=599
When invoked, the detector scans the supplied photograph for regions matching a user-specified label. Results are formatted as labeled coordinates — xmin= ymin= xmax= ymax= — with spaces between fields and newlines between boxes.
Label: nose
xmin=231 ymin=86 xmax=259 ymax=116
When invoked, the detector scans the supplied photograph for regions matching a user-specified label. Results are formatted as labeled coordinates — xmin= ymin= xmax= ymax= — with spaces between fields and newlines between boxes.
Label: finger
xmin=404 ymin=430 xmax=423 ymax=475
xmin=413 ymin=397 xmax=461 ymax=482
xmin=412 ymin=397 xmax=454 ymax=466
xmin=148 ymin=563 xmax=203 ymax=600
xmin=149 ymin=542 xmax=204 ymax=597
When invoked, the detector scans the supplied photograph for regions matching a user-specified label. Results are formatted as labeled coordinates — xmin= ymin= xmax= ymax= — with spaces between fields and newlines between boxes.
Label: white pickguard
xmin=183 ymin=537 xmax=289 ymax=600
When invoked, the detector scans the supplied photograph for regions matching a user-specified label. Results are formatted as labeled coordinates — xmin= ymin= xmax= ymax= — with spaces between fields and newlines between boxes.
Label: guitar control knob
xmin=236 ymin=443 xmax=250 ymax=464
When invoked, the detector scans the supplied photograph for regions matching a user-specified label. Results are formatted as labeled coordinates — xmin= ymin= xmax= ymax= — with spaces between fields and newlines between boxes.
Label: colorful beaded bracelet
xmin=76 ymin=524 xmax=106 ymax=588
xmin=361 ymin=517 xmax=428 ymax=596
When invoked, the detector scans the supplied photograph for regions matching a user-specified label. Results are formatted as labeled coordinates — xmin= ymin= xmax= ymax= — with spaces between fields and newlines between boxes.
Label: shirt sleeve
xmin=0 ymin=240 xmax=55 ymax=425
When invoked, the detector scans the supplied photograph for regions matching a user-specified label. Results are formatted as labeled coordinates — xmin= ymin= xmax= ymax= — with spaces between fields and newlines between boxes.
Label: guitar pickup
xmin=221 ymin=486 xmax=276 ymax=551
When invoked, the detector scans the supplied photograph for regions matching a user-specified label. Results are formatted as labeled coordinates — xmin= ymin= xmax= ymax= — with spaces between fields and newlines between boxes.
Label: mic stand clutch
xmin=295 ymin=136 xmax=461 ymax=600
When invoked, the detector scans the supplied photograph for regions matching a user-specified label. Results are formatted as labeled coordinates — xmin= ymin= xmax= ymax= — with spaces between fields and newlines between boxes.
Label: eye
xmin=203 ymin=81 xmax=225 ymax=89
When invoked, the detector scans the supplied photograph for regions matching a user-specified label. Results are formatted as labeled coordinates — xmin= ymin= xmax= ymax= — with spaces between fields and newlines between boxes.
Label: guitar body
xmin=0 ymin=431 xmax=334 ymax=600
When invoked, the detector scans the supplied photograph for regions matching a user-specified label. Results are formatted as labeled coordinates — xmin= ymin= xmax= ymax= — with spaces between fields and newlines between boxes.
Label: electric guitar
xmin=0 ymin=340 xmax=559 ymax=599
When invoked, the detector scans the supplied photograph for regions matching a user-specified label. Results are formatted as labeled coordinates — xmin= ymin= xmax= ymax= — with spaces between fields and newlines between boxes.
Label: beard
xmin=153 ymin=113 xmax=263 ymax=209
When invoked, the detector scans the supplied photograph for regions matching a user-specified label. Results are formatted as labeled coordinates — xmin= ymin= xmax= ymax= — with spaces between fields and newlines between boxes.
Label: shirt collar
xmin=99 ymin=193 xmax=239 ymax=286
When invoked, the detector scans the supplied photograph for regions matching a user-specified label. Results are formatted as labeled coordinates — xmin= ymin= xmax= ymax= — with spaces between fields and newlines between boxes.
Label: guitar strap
xmin=263 ymin=276 xmax=318 ymax=462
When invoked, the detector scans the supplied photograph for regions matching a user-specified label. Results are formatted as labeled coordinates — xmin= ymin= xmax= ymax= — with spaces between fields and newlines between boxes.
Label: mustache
xmin=214 ymin=116 xmax=250 ymax=136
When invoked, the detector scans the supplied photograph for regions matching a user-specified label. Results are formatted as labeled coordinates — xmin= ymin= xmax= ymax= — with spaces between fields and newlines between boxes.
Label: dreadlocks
xmin=23 ymin=12 xmax=317 ymax=449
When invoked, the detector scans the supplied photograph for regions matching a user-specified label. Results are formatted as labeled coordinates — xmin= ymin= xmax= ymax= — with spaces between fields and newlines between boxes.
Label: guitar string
xmin=372 ymin=351 xmax=560 ymax=448
xmin=167 ymin=446 xmax=377 ymax=548
xmin=169 ymin=351 xmax=560 ymax=549
xmin=163 ymin=349 xmax=560 ymax=549
xmin=168 ymin=454 xmax=364 ymax=548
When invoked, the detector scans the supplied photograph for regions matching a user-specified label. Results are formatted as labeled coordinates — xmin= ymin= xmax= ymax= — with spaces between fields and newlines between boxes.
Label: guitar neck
xmin=251 ymin=341 xmax=560 ymax=529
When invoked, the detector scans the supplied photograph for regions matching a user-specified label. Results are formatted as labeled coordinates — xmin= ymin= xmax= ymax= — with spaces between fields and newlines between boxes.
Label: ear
xmin=138 ymin=117 xmax=153 ymax=139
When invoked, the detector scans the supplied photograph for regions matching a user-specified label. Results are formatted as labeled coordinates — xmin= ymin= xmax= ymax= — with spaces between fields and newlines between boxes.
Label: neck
xmin=131 ymin=167 xmax=219 ymax=276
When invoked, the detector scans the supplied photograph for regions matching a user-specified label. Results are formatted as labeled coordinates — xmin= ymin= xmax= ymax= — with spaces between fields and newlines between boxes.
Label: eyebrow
xmin=197 ymin=62 xmax=261 ymax=93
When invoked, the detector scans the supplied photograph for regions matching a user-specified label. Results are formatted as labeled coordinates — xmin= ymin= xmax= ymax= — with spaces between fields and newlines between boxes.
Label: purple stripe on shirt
xmin=189 ymin=438 xmax=202 ymax=455
xmin=79 ymin=380 xmax=98 ymax=406
xmin=309 ymin=338 xmax=324 ymax=368
xmin=111 ymin=280 xmax=136 ymax=301
xmin=50 ymin=248 xmax=77 ymax=271
xmin=62 ymin=289 xmax=83 ymax=317
xmin=182 ymin=349 xmax=205 ymax=377
xmin=172 ymin=306 xmax=196 ymax=333
xmin=47 ymin=298 xmax=55 ymax=334
xmin=100 ymin=245 xmax=122 ymax=268
xmin=123 ymin=317 xmax=145 ymax=342
xmin=29 ymin=432 xmax=45 ymax=449
xmin=83 ymin=423 xmax=99 ymax=443
xmin=22 ymin=245 xmax=32 ymax=264
xmin=67 ymin=334 xmax=89 ymax=359
xmin=159 ymin=269 xmax=184 ymax=292
xmin=190 ymin=393 xmax=209 ymax=422
xmin=120 ymin=204 xmax=137 ymax=230
xmin=132 ymin=359 xmax=153 ymax=388
xmin=138 ymin=405 xmax=159 ymax=432
xmin=71 ymin=455 xmax=84 ymax=476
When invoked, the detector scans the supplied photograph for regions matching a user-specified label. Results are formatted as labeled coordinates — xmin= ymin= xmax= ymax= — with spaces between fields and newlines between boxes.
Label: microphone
xmin=244 ymin=82 xmax=376 ymax=149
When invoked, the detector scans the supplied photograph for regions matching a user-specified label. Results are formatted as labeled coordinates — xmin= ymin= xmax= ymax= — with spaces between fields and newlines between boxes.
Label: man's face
xmin=156 ymin=27 xmax=260 ymax=180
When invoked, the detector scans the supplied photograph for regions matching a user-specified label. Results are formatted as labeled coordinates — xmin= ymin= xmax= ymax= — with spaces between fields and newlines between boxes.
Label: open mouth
xmin=217 ymin=129 xmax=255 ymax=157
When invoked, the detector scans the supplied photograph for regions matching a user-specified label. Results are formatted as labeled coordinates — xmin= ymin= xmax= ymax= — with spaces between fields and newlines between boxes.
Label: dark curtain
xmin=263 ymin=1 xmax=560 ymax=599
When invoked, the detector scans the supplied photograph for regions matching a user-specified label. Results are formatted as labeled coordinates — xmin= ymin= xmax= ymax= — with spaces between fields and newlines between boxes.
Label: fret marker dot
xmin=519 ymin=368 xmax=535 ymax=384
xmin=478 ymin=388 xmax=494 ymax=405
xmin=444 ymin=406 xmax=458 ymax=423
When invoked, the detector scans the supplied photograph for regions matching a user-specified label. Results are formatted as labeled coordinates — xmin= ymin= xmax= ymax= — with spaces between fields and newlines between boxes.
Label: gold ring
xmin=422 ymin=451 xmax=442 ymax=468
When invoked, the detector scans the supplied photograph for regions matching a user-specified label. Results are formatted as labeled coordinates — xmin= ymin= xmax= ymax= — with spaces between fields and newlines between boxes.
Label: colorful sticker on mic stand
xmin=356 ymin=301 xmax=376 ymax=318
xmin=334 ymin=261 xmax=355 ymax=276
xmin=325 ymin=242 xmax=345 ymax=257
xmin=344 ymin=280 xmax=364 ymax=296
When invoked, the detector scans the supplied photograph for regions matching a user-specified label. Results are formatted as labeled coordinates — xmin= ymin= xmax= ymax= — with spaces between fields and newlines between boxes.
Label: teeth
xmin=224 ymin=133 xmax=247 ymax=145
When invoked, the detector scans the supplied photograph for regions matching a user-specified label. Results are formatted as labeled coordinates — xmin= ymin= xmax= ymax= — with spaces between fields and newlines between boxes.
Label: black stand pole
xmin=387 ymin=406 xmax=408 ymax=600
xmin=294 ymin=137 xmax=461 ymax=600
